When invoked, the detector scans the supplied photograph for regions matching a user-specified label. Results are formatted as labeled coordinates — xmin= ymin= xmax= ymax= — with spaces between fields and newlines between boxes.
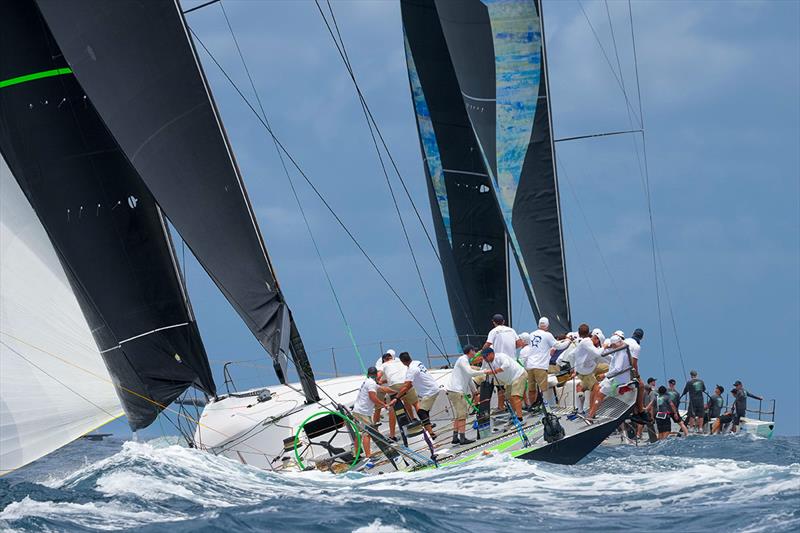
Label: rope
xmin=216 ymin=0 xmax=365 ymax=373
xmin=187 ymin=28 xmax=448 ymax=358
xmin=314 ymin=0 xmax=450 ymax=362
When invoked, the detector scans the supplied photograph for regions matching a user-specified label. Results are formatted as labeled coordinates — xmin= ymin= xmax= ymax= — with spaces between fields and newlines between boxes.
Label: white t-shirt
xmin=381 ymin=359 xmax=407 ymax=386
xmin=486 ymin=325 xmax=518 ymax=362
xmin=526 ymin=329 xmax=556 ymax=370
xmin=606 ymin=337 xmax=631 ymax=383
xmin=624 ymin=338 xmax=641 ymax=360
xmin=374 ymin=356 xmax=384 ymax=372
xmin=405 ymin=361 xmax=441 ymax=398
xmin=573 ymin=338 xmax=604 ymax=375
xmin=482 ymin=352 xmax=525 ymax=386
xmin=446 ymin=354 xmax=484 ymax=394
xmin=353 ymin=378 xmax=379 ymax=416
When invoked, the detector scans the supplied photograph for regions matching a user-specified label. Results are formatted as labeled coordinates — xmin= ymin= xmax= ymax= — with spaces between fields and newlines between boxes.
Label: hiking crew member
xmin=396 ymin=352 xmax=441 ymax=439
xmin=638 ymin=377 xmax=658 ymax=438
xmin=353 ymin=367 xmax=395 ymax=459
xmin=445 ymin=345 xmax=493 ymax=445
xmin=730 ymin=380 xmax=763 ymax=432
xmin=588 ymin=335 xmax=629 ymax=419
xmin=680 ymin=370 xmax=706 ymax=433
xmin=526 ymin=317 xmax=556 ymax=408
xmin=654 ymin=385 xmax=678 ymax=440
xmin=481 ymin=348 xmax=527 ymax=420
xmin=483 ymin=314 xmax=518 ymax=412
xmin=666 ymin=379 xmax=689 ymax=436
xmin=573 ymin=323 xmax=605 ymax=415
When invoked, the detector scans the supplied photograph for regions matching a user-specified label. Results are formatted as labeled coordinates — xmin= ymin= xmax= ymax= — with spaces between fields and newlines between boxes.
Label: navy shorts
xmin=687 ymin=401 xmax=704 ymax=418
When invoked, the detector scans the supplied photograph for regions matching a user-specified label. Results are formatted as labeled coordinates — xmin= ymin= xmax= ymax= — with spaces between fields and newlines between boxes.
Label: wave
xmin=1 ymin=436 xmax=798 ymax=532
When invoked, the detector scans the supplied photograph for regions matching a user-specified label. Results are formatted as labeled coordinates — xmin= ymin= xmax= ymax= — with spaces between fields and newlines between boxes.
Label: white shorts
xmin=599 ymin=377 xmax=616 ymax=396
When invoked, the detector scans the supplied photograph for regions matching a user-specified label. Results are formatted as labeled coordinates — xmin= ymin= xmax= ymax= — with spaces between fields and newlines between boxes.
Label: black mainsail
xmin=401 ymin=0 xmax=510 ymax=346
xmin=0 ymin=0 xmax=215 ymax=430
xmin=36 ymin=0 xmax=318 ymax=401
xmin=414 ymin=0 xmax=571 ymax=333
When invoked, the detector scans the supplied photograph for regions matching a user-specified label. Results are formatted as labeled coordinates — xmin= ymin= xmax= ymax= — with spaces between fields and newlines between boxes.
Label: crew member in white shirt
xmin=445 ymin=345 xmax=493 ymax=445
xmin=396 ymin=352 xmax=442 ymax=439
xmin=527 ymin=317 xmax=557 ymax=408
xmin=375 ymin=351 xmax=407 ymax=440
xmin=572 ymin=323 xmax=605 ymax=415
xmin=591 ymin=328 xmax=610 ymax=377
xmin=352 ymin=367 xmax=395 ymax=459
xmin=625 ymin=328 xmax=644 ymax=413
xmin=482 ymin=313 xmax=519 ymax=412
xmin=588 ymin=335 xmax=631 ymax=418
xmin=481 ymin=348 xmax=527 ymax=420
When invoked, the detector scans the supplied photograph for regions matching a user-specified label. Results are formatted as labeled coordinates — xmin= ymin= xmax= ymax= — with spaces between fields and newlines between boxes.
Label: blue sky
xmin=117 ymin=0 xmax=798 ymax=437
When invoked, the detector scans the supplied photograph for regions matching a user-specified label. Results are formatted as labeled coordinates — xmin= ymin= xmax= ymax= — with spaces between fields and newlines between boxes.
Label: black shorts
xmin=732 ymin=413 xmax=742 ymax=426
xmin=719 ymin=413 xmax=733 ymax=424
xmin=687 ymin=401 xmax=704 ymax=418
xmin=656 ymin=417 xmax=672 ymax=433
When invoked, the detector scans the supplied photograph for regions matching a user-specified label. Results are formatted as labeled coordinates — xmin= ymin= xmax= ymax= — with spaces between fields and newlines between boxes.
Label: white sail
xmin=0 ymin=157 xmax=122 ymax=475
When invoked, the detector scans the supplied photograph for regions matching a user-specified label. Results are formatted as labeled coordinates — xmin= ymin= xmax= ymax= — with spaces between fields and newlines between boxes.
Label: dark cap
xmin=646 ymin=377 xmax=656 ymax=384
xmin=690 ymin=370 xmax=697 ymax=377
xmin=366 ymin=366 xmax=379 ymax=377
xmin=668 ymin=378 xmax=676 ymax=385
xmin=492 ymin=313 xmax=505 ymax=323
xmin=483 ymin=347 xmax=494 ymax=354
xmin=463 ymin=344 xmax=476 ymax=354
xmin=733 ymin=380 xmax=742 ymax=387
xmin=632 ymin=328 xmax=644 ymax=341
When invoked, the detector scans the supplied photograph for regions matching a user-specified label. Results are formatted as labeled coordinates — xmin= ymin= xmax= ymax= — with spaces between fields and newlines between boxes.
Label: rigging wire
xmin=187 ymin=28 xmax=448 ymax=358
xmin=217 ymin=0 xmax=366 ymax=373
xmin=315 ymin=0 xmax=449 ymax=360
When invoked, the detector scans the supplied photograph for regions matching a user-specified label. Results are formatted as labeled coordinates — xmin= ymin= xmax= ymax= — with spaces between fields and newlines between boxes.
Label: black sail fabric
xmin=433 ymin=0 xmax=571 ymax=333
xmin=35 ymin=0 xmax=319 ymax=401
xmin=402 ymin=0 xmax=509 ymax=347
xmin=0 ymin=0 xmax=215 ymax=430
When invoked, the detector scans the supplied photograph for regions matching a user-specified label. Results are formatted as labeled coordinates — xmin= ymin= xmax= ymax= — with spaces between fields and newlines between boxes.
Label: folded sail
xmin=36 ymin=0 xmax=319 ymax=401
xmin=0 ymin=0 xmax=215 ymax=430
xmin=433 ymin=0 xmax=571 ymax=333
xmin=1 ymin=156 xmax=123 ymax=475
xmin=402 ymin=0 xmax=509 ymax=346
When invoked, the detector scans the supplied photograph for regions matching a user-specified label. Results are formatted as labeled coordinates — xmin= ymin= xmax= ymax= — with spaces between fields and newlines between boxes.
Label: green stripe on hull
xmin=421 ymin=426 xmax=545 ymax=470
xmin=0 ymin=68 xmax=73 ymax=89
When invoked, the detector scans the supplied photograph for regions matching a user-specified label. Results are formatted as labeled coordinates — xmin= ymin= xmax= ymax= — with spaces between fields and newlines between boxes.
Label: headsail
xmin=36 ymin=0 xmax=319 ymax=401
xmin=431 ymin=0 xmax=571 ymax=333
xmin=0 ymin=0 xmax=215 ymax=430
xmin=402 ymin=0 xmax=510 ymax=346
xmin=1 ymin=157 xmax=123 ymax=474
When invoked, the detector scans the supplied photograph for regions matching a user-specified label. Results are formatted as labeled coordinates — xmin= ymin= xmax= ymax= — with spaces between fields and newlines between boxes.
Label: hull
xmin=194 ymin=370 xmax=637 ymax=473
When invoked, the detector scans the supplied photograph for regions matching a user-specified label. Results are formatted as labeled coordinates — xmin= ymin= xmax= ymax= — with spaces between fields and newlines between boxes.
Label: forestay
xmin=0 ymin=158 xmax=122 ymax=475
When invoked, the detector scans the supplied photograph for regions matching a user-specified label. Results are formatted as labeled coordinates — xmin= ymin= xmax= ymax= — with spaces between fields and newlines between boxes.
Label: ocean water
xmin=1 ymin=434 xmax=798 ymax=532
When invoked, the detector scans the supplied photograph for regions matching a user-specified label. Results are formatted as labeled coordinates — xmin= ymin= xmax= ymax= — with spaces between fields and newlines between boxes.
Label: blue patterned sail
xmin=427 ymin=0 xmax=571 ymax=333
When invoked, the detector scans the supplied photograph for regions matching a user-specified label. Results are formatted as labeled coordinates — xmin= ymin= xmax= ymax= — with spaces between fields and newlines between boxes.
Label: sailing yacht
xmin=0 ymin=0 xmax=639 ymax=476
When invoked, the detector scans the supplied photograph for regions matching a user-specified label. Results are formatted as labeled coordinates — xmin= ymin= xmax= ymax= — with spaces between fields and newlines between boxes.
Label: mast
xmin=505 ymin=232 xmax=512 ymax=328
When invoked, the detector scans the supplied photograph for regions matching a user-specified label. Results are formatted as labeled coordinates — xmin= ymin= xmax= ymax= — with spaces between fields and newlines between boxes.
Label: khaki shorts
xmin=527 ymin=368 xmax=549 ymax=395
xmin=579 ymin=372 xmax=598 ymax=390
xmin=352 ymin=412 xmax=373 ymax=426
xmin=447 ymin=390 xmax=470 ymax=419
xmin=548 ymin=364 xmax=560 ymax=374
xmin=418 ymin=392 xmax=439 ymax=411
xmin=506 ymin=374 xmax=527 ymax=398
xmin=595 ymin=362 xmax=609 ymax=376
xmin=390 ymin=383 xmax=418 ymax=405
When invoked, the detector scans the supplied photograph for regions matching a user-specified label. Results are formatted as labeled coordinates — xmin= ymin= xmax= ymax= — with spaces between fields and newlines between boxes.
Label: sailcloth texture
xmin=0 ymin=158 xmax=122 ymax=475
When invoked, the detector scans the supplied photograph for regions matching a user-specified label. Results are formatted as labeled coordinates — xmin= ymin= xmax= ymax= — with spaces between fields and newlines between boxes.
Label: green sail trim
xmin=0 ymin=68 xmax=73 ymax=89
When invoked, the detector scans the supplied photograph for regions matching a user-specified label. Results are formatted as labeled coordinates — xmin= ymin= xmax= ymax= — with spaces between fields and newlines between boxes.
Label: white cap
xmin=519 ymin=332 xmax=531 ymax=343
xmin=613 ymin=330 xmax=624 ymax=338
xmin=538 ymin=317 xmax=550 ymax=328
xmin=609 ymin=334 xmax=622 ymax=344
xmin=385 ymin=349 xmax=396 ymax=357
xmin=591 ymin=328 xmax=604 ymax=338
xmin=567 ymin=331 xmax=578 ymax=340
